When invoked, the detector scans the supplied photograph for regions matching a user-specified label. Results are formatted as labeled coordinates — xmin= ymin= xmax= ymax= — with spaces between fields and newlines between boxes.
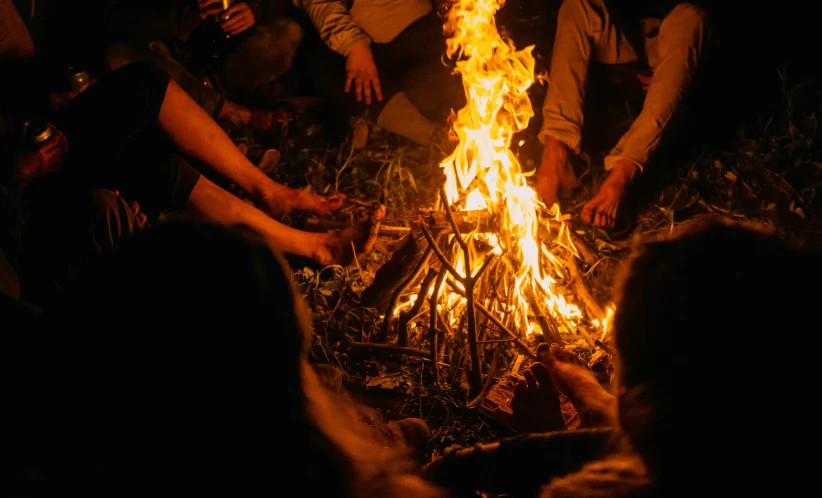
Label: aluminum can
xmin=211 ymin=0 xmax=235 ymax=22
xmin=24 ymin=119 xmax=54 ymax=148
xmin=66 ymin=67 xmax=90 ymax=93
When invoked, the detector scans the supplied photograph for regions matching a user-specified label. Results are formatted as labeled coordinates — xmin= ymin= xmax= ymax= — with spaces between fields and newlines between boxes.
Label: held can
xmin=66 ymin=67 xmax=91 ymax=93
xmin=211 ymin=0 xmax=235 ymax=22
xmin=23 ymin=118 xmax=54 ymax=149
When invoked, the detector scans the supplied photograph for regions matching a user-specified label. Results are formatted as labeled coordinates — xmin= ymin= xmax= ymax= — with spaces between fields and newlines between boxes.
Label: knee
xmin=257 ymin=17 xmax=304 ymax=58
xmin=104 ymin=42 xmax=146 ymax=73
xmin=663 ymin=3 xmax=709 ymax=43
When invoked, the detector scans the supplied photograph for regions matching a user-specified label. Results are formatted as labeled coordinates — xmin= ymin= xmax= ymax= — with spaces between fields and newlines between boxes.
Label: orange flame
xmin=440 ymin=0 xmax=593 ymax=336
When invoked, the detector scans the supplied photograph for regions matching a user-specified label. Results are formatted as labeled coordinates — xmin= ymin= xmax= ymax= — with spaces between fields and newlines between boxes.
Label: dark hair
xmin=11 ymin=221 xmax=446 ymax=497
xmin=612 ymin=217 xmax=822 ymax=494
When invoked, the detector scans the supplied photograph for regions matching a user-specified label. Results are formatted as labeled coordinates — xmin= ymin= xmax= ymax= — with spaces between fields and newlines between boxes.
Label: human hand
xmin=197 ymin=0 xmax=229 ymax=18
xmin=637 ymin=72 xmax=652 ymax=91
xmin=51 ymin=75 xmax=97 ymax=111
xmin=345 ymin=40 xmax=382 ymax=105
xmin=17 ymin=128 xmax=69 ymax=179
xmin=219 ymin=2 xmax=255 ymax=36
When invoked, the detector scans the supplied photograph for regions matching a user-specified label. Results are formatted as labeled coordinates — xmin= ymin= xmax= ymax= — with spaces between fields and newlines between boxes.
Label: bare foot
xmin=536 ymin=136 xmax=579 ymax=207
xmin=510 ymin=362 xmax=566 ymax=433
xmin=537 ymin=343 xmax=617 ymax=428
xmin=319 ymin=204 xmax=386 ymax=266
xmin=581 ymin=159 xmax=639 ymax=229
xmin=261 ymin=190 xmax=346 ymax=219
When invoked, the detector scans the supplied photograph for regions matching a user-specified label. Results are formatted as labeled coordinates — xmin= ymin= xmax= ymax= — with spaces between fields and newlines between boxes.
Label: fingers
xmin=363 ymin=78 xmax=372 ymax=105
xmin=530 ymin=363 xmax=555 ymax=391
xmin=198 ymin=0 xmax=225 ymax=17
xmin=523 ymin=368 xmax=538 ymax=390
xmin=345 ymin=75 xmax=354 ymax=94
xmin=222 ymin=17 xmax=252 ymax=35
xmin=355 ymin=79 xmax=363 ymax=102
xmin=372 ymin=76 xmax=383 ymax=102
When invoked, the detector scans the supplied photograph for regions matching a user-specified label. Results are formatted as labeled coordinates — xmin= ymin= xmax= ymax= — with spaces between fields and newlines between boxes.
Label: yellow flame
xmin=440 ymin=0 xmax=591 ymax=336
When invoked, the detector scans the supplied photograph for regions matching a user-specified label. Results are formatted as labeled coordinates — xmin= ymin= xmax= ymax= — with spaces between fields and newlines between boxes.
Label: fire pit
xmin=358 ymin=0 xmax=614 ymax=403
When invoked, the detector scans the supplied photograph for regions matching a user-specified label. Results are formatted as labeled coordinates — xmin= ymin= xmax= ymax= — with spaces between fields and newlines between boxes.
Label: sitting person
xmin=424 ymin=216 xmax=822 ymax=497
xmin=536 ymin=0 xmax=709 ymax=229
xmin=103 ymin=0 xmax=303 ymax=131
xmin=2 ymin=3 xmax=382 ymax=305
xmin=293 ymin=0 xmax=464 ymax=148
xmin=7 ymin=221 xmax=446 ymax=497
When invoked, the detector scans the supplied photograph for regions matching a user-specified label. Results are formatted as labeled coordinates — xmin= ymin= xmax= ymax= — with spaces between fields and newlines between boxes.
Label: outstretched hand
xmin=345 ymin=40 xmax=383 ymax=105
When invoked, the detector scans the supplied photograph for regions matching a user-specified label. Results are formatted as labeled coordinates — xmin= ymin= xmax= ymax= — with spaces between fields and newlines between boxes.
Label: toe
xmin=513 ymin=378 xmax=529 ymax=399
xmin=530 ymin=363 xmax=556 ymax=392
xmin=523 ymin=368 xmax=539 ymax=390
xmin=581 ymin=202 xmax=594 ymax=224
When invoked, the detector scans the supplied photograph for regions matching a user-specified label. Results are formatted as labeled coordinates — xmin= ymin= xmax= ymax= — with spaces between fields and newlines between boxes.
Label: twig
xmin=466 ymin=343 xmax=503 ymax=409
xmin=442 ymin=189 xmax=482 ymax=391
xmin=446 ymin=277 xmax=537 ymax=360
xmin=418 ymin=219 xmax=464 ymax=282
xmin=429 ymin=269 xmax=448 ymax=381
xmin=380 ymin=245 xmax=434 ymax=340
xmin=348 ymin=342 xmax=449 ymax=367
xmin=398 ymin=269 xmax=439 ymax=345
xmin=350 ymin=241 xmax=364 ymax=287
xmin=557 ymin=256 xmax=605 ymax=322
xmin=594 ymin=339 xmax=615 ymax=356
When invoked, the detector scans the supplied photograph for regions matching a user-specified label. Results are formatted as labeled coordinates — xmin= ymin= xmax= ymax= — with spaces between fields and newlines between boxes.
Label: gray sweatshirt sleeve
xmin=293 ymin=0 xmax=371 ymax=56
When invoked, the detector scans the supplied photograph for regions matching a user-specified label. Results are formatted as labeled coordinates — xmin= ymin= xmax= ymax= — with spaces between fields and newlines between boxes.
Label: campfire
xmin=359 ymin=0 xmax=615 ymax=400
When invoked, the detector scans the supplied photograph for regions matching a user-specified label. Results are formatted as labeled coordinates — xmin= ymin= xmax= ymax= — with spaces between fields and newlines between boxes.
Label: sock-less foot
xmin=510 ymin=362 xmax=566 ymax=433
xmin=536 ymin=136 xmax=580 ymax=208
xmin=581 ymin=159 xmax=639 ymax=229
xmin=261 ymin=189 xmax=346 ymax=218
xmin=537 ymin=343 xmax=617 ymax=428
xmin=320 ymin=204 xmax=386 ymax=266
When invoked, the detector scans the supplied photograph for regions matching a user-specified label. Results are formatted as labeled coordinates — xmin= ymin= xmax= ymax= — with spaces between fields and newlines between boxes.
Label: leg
xmin=156 ymin=78 xmax=344 ymax=217
xmin=181 ymin=175 xmax=383 ymax=266
xmin=536 ymin=0 xmax=638 ymax=207
xmin=104 ymin=41 xmax=226 ymax=119
xmin=212 ymin=17 xmax=303 ymax=95
xmin=582 ymin=3 xmax=708 ymax=228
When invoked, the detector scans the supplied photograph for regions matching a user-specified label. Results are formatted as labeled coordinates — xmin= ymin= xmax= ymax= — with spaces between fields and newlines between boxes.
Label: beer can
xmin=24 ymin=118 xmax=54 ymax=148
xmin=211 ymin=0 xmax=235 ymax=22
xmin=67 ymin=67 xmax=90 ymax=93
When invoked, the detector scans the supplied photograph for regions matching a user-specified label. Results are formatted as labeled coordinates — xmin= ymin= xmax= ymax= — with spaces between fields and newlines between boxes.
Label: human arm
xmin=292 ymin=0 xmax=370 ymax=56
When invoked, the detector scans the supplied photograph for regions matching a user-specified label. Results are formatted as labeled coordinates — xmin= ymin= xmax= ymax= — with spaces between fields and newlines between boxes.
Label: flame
xmin=439 ymin=0 xmax=595 ymax=337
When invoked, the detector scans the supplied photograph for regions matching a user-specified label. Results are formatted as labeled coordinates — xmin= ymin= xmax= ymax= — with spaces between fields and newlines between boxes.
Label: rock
xmin=257 ymin=149 xmax=281 ymax=174
xmin=351 ymin=120 xmax=369 ymax=151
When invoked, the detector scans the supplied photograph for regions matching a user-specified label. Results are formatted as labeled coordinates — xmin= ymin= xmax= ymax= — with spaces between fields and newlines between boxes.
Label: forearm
xmin=293 ymin=0 xmax=370 ymax=55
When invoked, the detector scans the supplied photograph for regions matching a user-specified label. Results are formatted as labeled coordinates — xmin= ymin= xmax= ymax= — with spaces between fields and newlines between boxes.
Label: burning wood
xmin=359 ymin=0 xmax=617 ymax=394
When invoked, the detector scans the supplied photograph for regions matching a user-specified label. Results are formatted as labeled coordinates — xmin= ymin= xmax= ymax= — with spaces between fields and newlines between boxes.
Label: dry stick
xmin=557 ymin=255 xmax=605 ymax=322
xmin=525 ymin=287 xmax=564 ymax=345
xmin=348 ymin=342 xmax=449 ymax=368
xmin=429 ymin=269 xmax=448 ymax=381
xmin=380 ymin=245 xmax=435 ymax=341
xmin=418 ymin=220 xmax=463 ymax=282
xmin=466 ymin=343 xmax=504 ymax=409
xmin=441 ymin=190 xmax=482 ymax=391
xmin=446 ymin=277 xmax=538 ymax=360
xmin=398 ymin=268 xmax=439 ymax=346
xmin=437 ymin=310 xmax=454 ymax=362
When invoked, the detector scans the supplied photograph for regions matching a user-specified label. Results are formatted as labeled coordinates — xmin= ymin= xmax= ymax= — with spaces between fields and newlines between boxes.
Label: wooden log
xmin=360 ymin=230 xmax=435 ymax=311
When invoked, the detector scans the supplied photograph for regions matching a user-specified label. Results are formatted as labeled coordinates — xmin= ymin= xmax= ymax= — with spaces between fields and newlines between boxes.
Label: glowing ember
xmin=437 ymin=0 xmax=602 ymax=337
